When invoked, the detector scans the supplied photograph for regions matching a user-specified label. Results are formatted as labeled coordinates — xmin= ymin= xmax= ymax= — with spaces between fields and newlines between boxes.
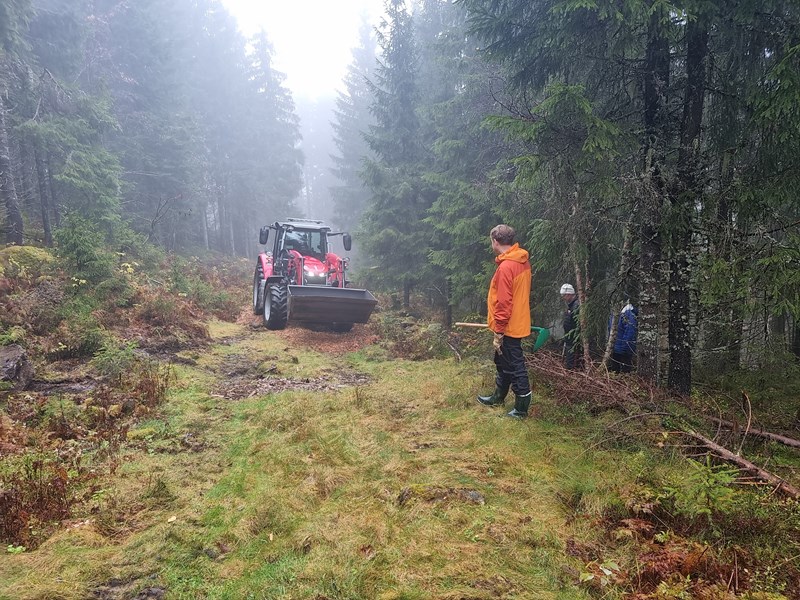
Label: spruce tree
xmin=330 ymin=18 xmax=377 ymax=232
xmin=362 ymin=0 xmax=433 ymax=306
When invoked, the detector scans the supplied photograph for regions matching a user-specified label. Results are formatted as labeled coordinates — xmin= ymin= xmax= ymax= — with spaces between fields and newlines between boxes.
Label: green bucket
xmin=530 ymin=326 xmax=550 ymax=352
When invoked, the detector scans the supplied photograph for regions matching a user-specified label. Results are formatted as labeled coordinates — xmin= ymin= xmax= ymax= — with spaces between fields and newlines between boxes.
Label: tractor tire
xmin=252 ymin=267 xmax=264 ymax=315
xmin=331 ymin=322 xmax=354 ymax=333
xmin=263 ymin=284 xmax=289 ymax=330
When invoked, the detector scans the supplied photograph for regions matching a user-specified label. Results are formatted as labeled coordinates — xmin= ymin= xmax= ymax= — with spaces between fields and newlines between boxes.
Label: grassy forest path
xmin=0 ymin=312 xmax=624 ymax=600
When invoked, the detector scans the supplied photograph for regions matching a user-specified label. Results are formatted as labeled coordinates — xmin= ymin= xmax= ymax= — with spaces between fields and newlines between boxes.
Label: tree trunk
xmin=769 ymin=312 xmax=786 ymax=349
xmin=704 ymin=153 xmax=742 ymax=373
xmin=637 ymin=5 xmax=670 ymax=384
xmin=17 ymin=137 xmax=35 ymax=209
xmin=602 ymin=216 xmax=635 ymax=368
xmin=228 ymin=213 xmax=236 ymax=256
xmin=34 ymin=146 xmax=53 ymax=246
xmin=201 ymin=201 xmax=210 ymax=251
xmin=216 ymin=184 xmax=234 ymax=256
xmin=444 ymin=277 xmax=452 ymax=328
xmin=46 ymin=154 xmax=60 ymax=227
xmin=0 ymin=93 xmax=23 ymax=245
xmin=574 ymin=262 xmax=592 ymax=371
xmin=668 ymin=14 xmax=710 ymax=395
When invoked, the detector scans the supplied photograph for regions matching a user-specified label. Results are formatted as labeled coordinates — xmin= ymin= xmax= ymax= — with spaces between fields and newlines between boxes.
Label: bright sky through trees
xmin=220 ymin=0 xmax=385 ymax=101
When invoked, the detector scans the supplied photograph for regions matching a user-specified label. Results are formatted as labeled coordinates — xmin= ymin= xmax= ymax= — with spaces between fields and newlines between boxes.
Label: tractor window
xmin=283 ymin=230 xmax=326 ymax=256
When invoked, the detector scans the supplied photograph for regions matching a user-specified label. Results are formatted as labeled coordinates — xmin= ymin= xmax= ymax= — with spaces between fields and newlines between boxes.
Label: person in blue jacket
xmin=609 ymin=301 xmax=638 ymax=373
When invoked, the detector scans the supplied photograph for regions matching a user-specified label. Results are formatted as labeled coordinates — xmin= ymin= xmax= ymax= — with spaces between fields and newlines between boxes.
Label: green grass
xmin=1 ymin=321 xmax=795 ymax=599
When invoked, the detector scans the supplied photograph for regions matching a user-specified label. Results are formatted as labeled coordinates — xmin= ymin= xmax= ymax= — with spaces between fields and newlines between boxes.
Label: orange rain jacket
xmin=487 ymin=243 xmax=532 ymax=338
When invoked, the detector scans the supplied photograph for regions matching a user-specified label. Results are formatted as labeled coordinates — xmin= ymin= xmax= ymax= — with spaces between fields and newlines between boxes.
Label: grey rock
xmin=0 ymin=344 xmax=33 ymax=390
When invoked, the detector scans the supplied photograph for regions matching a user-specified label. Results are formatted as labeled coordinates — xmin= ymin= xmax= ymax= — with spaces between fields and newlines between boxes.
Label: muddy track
xmin=210 ymin=316 xmax=376 ymax=400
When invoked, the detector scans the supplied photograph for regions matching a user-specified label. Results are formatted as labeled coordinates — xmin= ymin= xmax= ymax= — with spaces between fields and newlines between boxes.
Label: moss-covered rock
xmin=0 ymin=246 xmax=56 ymax=281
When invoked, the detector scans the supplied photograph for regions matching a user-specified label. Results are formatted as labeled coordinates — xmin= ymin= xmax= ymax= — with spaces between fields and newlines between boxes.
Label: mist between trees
xmin=1 ymin=0 xmax=799 ymax=394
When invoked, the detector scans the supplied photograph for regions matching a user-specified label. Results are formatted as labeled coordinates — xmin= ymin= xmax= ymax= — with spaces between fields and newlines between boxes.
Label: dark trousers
xmin=494 ymin=336 xmax=531 ymax=396
xmin=609 ymin=351 xmax=633 ymax=373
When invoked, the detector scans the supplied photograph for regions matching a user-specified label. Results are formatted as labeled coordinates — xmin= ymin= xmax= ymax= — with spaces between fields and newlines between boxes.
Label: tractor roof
xmin=275 ymin=218 xmax=331 ymax=231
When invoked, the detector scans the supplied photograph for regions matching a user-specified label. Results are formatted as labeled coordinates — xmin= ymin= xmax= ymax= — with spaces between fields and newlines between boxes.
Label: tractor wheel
xmin=263 ymin=284 xmax=289 ymax=330
xmin=252 ymin=267 xmax=264 ymax=315
xmin=331 ymin=322 xmax=354 ymax=333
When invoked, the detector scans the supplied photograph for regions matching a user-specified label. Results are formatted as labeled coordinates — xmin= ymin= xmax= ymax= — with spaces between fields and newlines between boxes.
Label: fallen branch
xmin=737 ymin=391 xmax=753 ymax=457
xmin=680 ymin=429 xmax=800 ymax=499
xmin=706 ymin=416 xmax=800 ymax=450
xmin=447 ymin=341 xmax=462 ymax=362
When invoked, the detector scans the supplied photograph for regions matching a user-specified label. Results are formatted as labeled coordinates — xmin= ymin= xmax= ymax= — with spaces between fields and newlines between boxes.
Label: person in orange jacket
xmin=477 ymin=224 xmax=533 ymax=418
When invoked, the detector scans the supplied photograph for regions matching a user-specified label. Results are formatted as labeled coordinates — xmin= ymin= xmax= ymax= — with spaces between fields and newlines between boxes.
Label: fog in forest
xmin=1 ymin=0 xmax=799 ymax=393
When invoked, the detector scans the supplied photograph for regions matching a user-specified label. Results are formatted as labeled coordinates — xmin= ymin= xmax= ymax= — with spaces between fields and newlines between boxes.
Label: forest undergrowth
xmin=0 ymin=250 xmax=798 ymax=599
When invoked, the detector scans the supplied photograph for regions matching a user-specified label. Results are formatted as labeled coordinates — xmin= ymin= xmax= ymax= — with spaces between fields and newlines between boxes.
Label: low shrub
xmin=134 ymin=288 xmax=209 ymax=342
xmin=0 ymin=450 xmax=75 ymax=547
xmin=0 ymin=326 xmax=25 ymax=346
xmin=15 ymin=277 xmax=66 ymax=335
xmin=660 ymin=458 xmax=739 ymax=528
xmin=137 ymin=294 xmax=178 ymax=326
xmin=168 ymin=256 xmax=245 ymax=319
xmin=91 ymin=340 xmax=138 ymax=379
xmin=131 ymin=360 xmax=173 ymax=408
xmin=374 ymin=312 xmax=453 ymax=360
xmin=110 ymin=225 xmax=165 ymax=272
xmin=94 ymin=276 xmax=136 ymax=308
xmin=51 ymin=310 xmax=109 ymax=359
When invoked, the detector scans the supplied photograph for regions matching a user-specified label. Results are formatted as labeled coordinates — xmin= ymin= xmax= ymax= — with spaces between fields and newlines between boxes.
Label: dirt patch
xmin=239 ymin=308 xmax=380 ymax=354
xmin=92 ymin=577 xmax=165 ymax=599
xmin=211 ymin=353 xmax=264 ymax=378
xmin=397 ymin=486 xmax=486 ymax=507
xmin=274 ymin=324 xmax=378 ymax=354
xmin=471 ymin=575 xmax=516 ymax=596
xmin=29 ymin=377 xmax=97 ymax=395
xmin=215 ymin=370 xmax=371 ymax=400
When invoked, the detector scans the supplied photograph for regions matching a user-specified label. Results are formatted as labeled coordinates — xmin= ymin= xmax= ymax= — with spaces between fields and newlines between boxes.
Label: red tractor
xmin=252 ymin=218 xmax=377 ymax=332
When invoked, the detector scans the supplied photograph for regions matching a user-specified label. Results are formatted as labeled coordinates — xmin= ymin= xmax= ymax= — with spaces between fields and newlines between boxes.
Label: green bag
xmin=530 ymin=327 xmax=550 ymax=352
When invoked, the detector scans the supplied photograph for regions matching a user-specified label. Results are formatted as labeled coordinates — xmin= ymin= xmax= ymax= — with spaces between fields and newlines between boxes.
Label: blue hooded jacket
xmin=612 ymin=304 xmax=638 ymax=355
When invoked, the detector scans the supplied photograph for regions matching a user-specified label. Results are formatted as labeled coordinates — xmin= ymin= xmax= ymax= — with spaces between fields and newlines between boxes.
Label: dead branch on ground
xmin=679 ymin=429 xmax=800 ymax=499
xmin=707 ymin=416 xmax=800 ymax=449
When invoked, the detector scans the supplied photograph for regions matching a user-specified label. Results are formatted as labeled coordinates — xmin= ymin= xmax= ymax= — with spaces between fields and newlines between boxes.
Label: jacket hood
xmin=496 ymin=243 xmax=529 ymax=264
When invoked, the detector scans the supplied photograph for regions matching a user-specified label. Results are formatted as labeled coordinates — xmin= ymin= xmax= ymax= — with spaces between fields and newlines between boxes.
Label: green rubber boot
xmin=507 ymin=392 xmax=532 ymax=419
xmin=477 ymin=386 xmax=509 ymax=407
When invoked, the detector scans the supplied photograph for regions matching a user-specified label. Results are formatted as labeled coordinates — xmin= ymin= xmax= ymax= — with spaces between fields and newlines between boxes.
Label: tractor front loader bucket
xmin=288 ymin=285 xmax=378 ymax=324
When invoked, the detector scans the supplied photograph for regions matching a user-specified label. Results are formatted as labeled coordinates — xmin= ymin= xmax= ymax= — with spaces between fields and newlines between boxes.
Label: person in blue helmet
xmin=609 ymin=301 xmax=638 ymax=373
